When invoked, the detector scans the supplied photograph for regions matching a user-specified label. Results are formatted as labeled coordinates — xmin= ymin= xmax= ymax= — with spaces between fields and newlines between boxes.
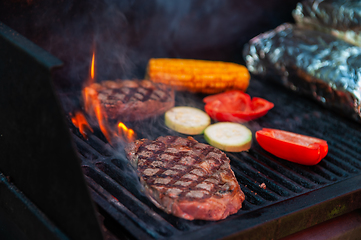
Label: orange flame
xmin=71 ymin=111 xmax=93 ymax=139
xmin=82 ymin=86 xmax=113 ymax=143
xmin=90 ymin=52 xmax=95 ymax=82
xmin=80 ymin=51 xmax=136 ymax=145
xmin=118 ymin=122 xmax=135 ymax=142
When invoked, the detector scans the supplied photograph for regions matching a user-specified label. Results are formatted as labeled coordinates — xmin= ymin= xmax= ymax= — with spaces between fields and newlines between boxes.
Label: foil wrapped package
xmin=293 ymin=0 xmax=361 ymax=46
xmin=243 ymin=23 xmax=361 ymax=122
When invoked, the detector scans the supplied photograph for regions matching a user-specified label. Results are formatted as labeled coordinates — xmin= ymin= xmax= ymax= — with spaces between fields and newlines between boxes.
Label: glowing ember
xmin=71 ymin=111 xmax=93 ymax=139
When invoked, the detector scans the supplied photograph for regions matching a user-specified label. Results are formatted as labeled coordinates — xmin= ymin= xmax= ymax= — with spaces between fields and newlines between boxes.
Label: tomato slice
xmin=255 ymin=128 xmax=328 ymax=165
xmin=203 ymin=90 xmax=250 ymax=104
xmin=203 ymin=90 xmax=274 ymax=122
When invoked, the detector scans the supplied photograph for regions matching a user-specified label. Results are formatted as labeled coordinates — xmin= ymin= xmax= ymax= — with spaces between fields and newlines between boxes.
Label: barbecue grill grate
xmin=69 ymin=77 xmax=361 ymax=239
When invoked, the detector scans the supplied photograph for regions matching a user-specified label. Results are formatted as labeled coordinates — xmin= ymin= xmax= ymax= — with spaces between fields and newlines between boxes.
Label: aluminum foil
xmin=293 ymin=0 xmax=361 ymax=46
xmin=243 ymin=23 xmax=361 ymax=122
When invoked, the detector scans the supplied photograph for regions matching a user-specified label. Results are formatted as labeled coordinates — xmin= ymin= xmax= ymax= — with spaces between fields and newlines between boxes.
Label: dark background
xmin=0 ymin=0 xmax=299 ymax=90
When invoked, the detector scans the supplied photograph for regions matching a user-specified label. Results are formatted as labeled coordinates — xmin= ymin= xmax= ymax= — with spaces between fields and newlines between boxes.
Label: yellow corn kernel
xmin=146 ymin=58 xmax=250 ymax=94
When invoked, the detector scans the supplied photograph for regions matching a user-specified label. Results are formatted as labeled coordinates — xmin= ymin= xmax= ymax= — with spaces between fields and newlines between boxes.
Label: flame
xmin=71 ymin=111 xmax=93 ymax=139
xmin=90 ymin=52 xmax=95 ymax=82
xmin=118 ymin=122 xmax=135 ymax=142
xmin=82 ymin=86 xmax=113 ymax=143
xmin=79 ymin=50 xmax=136 ymax=145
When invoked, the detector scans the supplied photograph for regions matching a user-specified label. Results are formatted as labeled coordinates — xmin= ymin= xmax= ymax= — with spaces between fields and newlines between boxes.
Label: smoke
xmin=0 ymin=0 xmax=299 ymax=90
xmin=0 ymin=0 xmax=300 ymax=207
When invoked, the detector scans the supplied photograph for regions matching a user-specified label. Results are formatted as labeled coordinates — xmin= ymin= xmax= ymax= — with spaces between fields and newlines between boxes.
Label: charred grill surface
xmin=125 ymin=136 xmax=245 ymax=221
xmin=71 ymin=77 xmax=361 ymax=240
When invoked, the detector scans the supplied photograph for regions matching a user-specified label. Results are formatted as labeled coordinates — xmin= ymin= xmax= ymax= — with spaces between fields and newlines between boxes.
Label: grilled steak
xmin=87 ymin=80 xmax=174 ymax=121
xmin=125 ymin=135 xmax=245 ymax=221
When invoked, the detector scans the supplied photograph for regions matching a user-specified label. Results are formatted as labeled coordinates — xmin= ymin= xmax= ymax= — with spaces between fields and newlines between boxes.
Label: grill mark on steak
xmin=87 ymin=80 xmax=174 ymax=121
xmin=125 ymin=136 xmax=245 ymax=221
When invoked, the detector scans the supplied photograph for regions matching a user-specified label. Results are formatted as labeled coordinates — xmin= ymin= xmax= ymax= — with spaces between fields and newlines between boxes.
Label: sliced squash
xmin=204 ymin=122 xmax=252 ymax=152
xmin=165 ymin=106 xmax=211 ymax=135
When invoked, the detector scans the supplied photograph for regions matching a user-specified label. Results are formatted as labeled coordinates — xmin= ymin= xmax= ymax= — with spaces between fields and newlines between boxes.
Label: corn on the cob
xmin=146 ymin=58 xmax=250 ymax=94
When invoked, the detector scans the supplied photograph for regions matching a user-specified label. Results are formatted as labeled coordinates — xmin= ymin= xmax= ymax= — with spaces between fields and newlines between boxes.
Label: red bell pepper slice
xmin=255 ymin=128 xmax=328 ymax=165
xmin=203 ymin=90 xmax=274 ymax=122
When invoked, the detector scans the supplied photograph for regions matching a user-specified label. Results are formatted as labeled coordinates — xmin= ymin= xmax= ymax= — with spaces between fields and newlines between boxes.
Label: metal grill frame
xmin=0 ymin=22 xmax=103 ymax=240
xmin=1 ymin=3 xmax=361 ymax=238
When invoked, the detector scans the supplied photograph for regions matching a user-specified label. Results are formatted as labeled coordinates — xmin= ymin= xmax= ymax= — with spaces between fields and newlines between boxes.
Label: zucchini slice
xmin=204 ymin=122 xmax=252 ymax=152
xmin=165 ymin=106 xmax=211 ymax=135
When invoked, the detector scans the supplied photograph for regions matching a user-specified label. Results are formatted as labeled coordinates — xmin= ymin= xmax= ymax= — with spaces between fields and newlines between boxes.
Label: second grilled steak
xmin=85 ymin=80 xmax=174 ymax=121
xmin=125 ymin=135 xmax=245 ymax=221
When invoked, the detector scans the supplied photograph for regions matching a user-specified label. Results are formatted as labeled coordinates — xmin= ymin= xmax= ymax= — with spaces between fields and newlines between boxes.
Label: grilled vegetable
xmin=203 ymin=90 xmax=274 ymax=122
xmin=256 ymin=128 xmax=328 ymax=165
xmin=204 ymin=122 xmax=252 ymax=152
xmin=146 ymin=58 xmax=250 ymax=94
xmin=165 ymin=106 xmax=211 ymax=135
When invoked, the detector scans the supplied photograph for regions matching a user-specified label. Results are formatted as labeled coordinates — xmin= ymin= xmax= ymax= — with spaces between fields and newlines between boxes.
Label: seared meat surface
xmin=125 ymin=135 xmax=245 ymax=221
xmin=88 ymin=80 xmax=174 ymax=121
